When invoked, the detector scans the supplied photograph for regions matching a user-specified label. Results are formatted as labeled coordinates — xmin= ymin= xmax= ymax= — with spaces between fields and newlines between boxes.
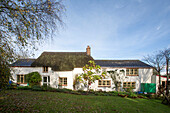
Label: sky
xmin=35 ymin=0 xmax=170 ymax=60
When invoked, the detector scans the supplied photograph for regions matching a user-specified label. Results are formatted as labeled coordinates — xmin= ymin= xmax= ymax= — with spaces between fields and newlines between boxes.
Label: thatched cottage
xmin=11 ymin=46 xmax=156 ymax=92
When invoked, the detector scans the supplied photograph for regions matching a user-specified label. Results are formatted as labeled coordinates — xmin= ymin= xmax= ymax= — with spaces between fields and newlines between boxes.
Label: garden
xmin=0 ymin=89 xmax=170 ymax=112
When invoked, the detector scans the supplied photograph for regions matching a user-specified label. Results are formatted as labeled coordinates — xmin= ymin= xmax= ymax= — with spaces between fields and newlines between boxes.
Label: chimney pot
xmin=86 ymin=45 xmax=91 ymax=56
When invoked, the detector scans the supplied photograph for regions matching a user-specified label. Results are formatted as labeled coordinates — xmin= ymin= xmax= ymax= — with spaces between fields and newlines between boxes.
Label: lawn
xmin=0 ymin=90 xmax=169 ymax=112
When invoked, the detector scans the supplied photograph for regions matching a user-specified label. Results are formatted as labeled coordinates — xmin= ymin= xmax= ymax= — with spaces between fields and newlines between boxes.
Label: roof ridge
xmin=19 ymin=58 xmax=36 ymax=60
xmin=94 ymin=60 xmax=140 ymax=61
xmin=42 ymin=51 xmax=86 ymax=53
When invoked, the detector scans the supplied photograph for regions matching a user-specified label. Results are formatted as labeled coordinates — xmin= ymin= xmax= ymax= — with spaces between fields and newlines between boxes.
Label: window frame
xmin=123 ymin=82 xmax=136 ymax=89
xmin=17 ymin=74 xmax=27 ymax=84
xmin=126 ymin=68 xmax=139 ymax=76
xmin=59 ymin=77 xmax=67 ymax=86
xmin=98 ymin=80 xmax=111 ymax=87
xmin=43 ymin=66 xmax=48 ymax=73
xmin=43 ymin=76 xmax=50 ymax=86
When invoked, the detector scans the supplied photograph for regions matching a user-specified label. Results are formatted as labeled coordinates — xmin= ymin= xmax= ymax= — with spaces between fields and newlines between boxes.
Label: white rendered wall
xmin=11 ymin=67 xmax=53 ymax=86
xmin=11 ymin=66 xmax=153 ymax=92
xmin=155 ymin=76 xmax=170 ymax=92
xmin=93 ymin=67 xmax=153 ymax=92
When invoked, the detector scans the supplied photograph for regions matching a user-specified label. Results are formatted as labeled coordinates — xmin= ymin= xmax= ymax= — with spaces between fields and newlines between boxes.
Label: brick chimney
xmin=86 ymin=45 xmax=91 ymax=56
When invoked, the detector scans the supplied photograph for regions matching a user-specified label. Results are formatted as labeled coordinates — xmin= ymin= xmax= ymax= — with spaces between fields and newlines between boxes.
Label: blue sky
xmin=35 ymin=0 xmax=170 ymax=60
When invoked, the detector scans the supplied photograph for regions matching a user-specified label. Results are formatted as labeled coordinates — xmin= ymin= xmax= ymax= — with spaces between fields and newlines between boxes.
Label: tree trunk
xmin=166 ymin=59 xmax=169 ymax=96
xmin=158 ymin=70 xmax=161 ymax=87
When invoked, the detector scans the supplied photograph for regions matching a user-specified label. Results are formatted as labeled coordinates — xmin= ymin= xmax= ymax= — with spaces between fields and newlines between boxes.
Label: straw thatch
xmin=31 ymin=52 xmax=94 ymax=71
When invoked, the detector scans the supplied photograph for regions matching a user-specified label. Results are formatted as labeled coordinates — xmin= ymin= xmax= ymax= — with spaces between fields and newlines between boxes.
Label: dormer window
xmin=43 ymin=66 xmax=48 ymax=73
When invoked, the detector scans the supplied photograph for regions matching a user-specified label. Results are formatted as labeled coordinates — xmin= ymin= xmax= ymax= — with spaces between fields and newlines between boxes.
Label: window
xmin=162 ymin=81 xmax=166 ymax=88
xmin=43 ymin=76 xmax=50 ymax=85
xmin=98 ymin=80 xmax=111 ymax=87
xmin=123 ymin=82 xmax=136 ymax=89
xmin=126 ymin=69 xmax=138 ymax=76
xmin=17 ymin=75 xmax=26 ymax=84
xmin=43 ymin=66 xmax=48 ymax=73
xmin=59 ymin=77 xmax=67 ymax=86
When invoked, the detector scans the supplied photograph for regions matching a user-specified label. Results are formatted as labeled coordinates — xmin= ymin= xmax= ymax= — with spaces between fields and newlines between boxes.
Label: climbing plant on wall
xmin=77 ymin=60 xmax=106 ymax=91
xmin=107 ymin=69 xmax=126 ymax=92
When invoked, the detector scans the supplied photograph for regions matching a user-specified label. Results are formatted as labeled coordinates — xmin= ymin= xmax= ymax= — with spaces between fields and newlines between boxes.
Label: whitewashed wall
xmin=90 ymin=67 xmax=153 ymax=92
xmin=11 ymin=67 xmax=53 ymax=86
xmin=11 ymin=67 xmax=153 ymax=92
xmin=11 ymin=67 xmax=84 ymax=90
xmin=155 ymin=76 xmax=170 ymax=92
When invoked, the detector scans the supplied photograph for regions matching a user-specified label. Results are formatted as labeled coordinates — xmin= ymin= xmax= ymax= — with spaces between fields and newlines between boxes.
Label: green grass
xmin=0 ymin=90 xmax=169 ymax=112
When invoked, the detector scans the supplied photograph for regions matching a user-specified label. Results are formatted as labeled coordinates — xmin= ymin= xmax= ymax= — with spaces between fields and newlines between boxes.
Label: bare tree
xmin=0 ymin=0 xmax=65 ymax=89
xmin=161 ymin=48 xmax=170 ymax=96
xmin=143 ymin=52 xmax=165 ymax=87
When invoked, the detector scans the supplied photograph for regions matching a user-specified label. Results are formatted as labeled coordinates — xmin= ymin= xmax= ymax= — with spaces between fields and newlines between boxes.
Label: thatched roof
xmin=31 ymin=52 xmax=94 ymax=71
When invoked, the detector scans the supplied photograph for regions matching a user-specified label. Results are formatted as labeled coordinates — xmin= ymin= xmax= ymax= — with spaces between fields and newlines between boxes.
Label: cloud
xmin=33 ymin=0 xmax=170 ymax=60
xmin=156 ymin=25 xmax=161 ymax=30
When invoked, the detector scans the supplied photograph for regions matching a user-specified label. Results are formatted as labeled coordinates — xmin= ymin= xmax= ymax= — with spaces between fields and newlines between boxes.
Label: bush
xmin=62 ymin=88 xmax=72 ymax=93
xmin=17 ymin=86 xmax=32 ymax=90
xmin=25 ymin=72 xmax=42 ymax=86
xmin=70 ymin=90 xmax=81 ymax=95
xmin=128 ymin=93 xmax=138 ymax=98
xmin=55 ymin=88 xmax=72 ymax=93
xmin=6 ymin=83 xmax=17 ymax=90
xmin=32 ymin=85 xmax=43 ymax=91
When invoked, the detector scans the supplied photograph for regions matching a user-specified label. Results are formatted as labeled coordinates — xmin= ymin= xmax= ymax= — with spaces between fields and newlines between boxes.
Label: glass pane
xmin=21 ymin=75 xmax=23 ymax=83
xmin=17 ymin=75 xmax=20 ymax=83
xmin=134 ymin=69 xmax=138 ymax=74
xmin=64 ymin=81 xmax=67 ymax=85
xmin=43 ymin=67 xmax=46 ymax=72
xmin=132 ymin=82 xmax=135 ymax=87
xmin=43 ymin=77 xmax=47 ymax=82
xmin=126 ymin=69 xmax=129 ymax=75
xmin=127 ymin=82 xmax=130 ymax=87
xmin=64 ymin=78 xmax=67 ymax=85
xmin=130 ymin=69 xmax=133 ymax=74
xmin=103 ymin=81 xmax=106 ymax=85
xmin=123 ymin=82 xmax=126 ymax=87
xmin=107 ymin=81 xmax=110 ymax=85
xmin=99 ymin=80 xmax=101 ymax=85
xmin=24 ymin=75 xmax=26 ymax=83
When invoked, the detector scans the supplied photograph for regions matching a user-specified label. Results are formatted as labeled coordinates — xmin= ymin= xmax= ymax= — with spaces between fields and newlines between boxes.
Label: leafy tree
xmin=0 ymin=0 xmax=65 ymax=89
xmin=26 ymin=72 xmax=42 ymax=86
xmin=0 ymin=60 xmax=10 ymax=89
xmin=77 ymin=60 xmax=106 ymax=91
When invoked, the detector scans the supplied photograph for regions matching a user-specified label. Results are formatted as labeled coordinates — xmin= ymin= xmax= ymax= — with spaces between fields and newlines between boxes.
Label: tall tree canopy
xmin=0 ymin=0 xmax=65 ymax=88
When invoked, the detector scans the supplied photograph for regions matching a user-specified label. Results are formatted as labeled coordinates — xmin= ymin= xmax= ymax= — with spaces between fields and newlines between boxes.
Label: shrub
xmin=70 ymin=91 xmax=81 ymax=95
xmin=128 ymin=93 xmax=138 ymax=98
xmin=55 ymin=88 xmax=72 ymax=93
xmin=17 ymin=86 xmax=32 ymax=90
xmin=25 ymin=72 xmax=42 ymax=86
xmin=32 ymin=85 xmax=43 ymax=91
xmin=6 ymin=83 xmax=17 ymax=89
